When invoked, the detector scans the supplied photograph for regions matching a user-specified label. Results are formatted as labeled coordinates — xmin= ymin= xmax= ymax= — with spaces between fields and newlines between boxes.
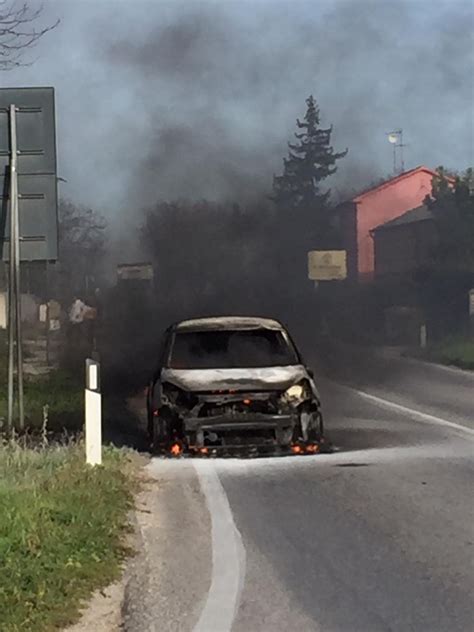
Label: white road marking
xmin=401 ymin=355 xmax=474 ymax=379
xmin=192 ymin=460 xmax=246 ymax=632
xmin=352 ymin=388 xmax=474 ymax=437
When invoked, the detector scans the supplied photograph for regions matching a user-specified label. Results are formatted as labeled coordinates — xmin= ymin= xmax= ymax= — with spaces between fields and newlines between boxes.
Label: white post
xmin=469 ymin=289 xmax=474 ymax=338
xmin=85 ymin=359 xmax=102 ymax=465
xmin=420 ymin=324 xmax=427 ymax=349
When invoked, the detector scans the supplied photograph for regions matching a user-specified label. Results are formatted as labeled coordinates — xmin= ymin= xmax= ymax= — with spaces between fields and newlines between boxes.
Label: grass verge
xmin=408 ymin=336 xmax=474 ymax=370
xmin=0 ymin=327 xmax=83 ymax=436
xmin=0 ymin=369 xmax=84 ymax=434
xmin=0 ymin=442 xmax=139 ymax=632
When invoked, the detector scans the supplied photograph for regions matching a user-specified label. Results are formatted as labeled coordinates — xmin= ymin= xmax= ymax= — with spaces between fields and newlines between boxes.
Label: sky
xmin=2 ymin=0 xmax=473 ymax=217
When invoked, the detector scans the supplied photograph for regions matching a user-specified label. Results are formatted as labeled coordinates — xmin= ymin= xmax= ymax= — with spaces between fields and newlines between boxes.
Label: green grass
xmin=0 ymin=370 xmax=84 ymax=433
xmin=0 ymin=443 xmax=138 ymax=632
xmin=414 ymin=336 xmax=474 ymax=370
xmin=0 ymin=332 xmax=84 ymax=435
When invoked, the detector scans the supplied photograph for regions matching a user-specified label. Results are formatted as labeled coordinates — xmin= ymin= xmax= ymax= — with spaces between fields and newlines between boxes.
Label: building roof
xmin=372 ymin=205 xmax=433 ymax=233
xmin=352 ymin=166 xmax=440 ymax=203
xmin=337 ymin=166 xmax=455 ymax=207
xmin=175 ymin=316 xmax=285 ymax=332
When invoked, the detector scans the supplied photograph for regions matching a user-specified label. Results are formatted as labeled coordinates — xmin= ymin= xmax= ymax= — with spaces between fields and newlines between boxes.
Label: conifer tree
xmin=273 ymin=95 xmax=347 ymax=217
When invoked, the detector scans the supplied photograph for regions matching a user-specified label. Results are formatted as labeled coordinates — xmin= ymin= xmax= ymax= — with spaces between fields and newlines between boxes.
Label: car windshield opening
xmin=168 ymin=329 xmax=299 ymax=369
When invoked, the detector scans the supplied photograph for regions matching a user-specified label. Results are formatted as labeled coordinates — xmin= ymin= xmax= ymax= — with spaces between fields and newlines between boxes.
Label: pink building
xmin=336 ymin=166 xmax=444 ymax=281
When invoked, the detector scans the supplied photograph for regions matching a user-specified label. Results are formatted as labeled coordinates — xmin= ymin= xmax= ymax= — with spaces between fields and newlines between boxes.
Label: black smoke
xmin=98 ymin=0 xmax=473 ymax=208
xmin=93 ymin=0 xmax=474 ymax=352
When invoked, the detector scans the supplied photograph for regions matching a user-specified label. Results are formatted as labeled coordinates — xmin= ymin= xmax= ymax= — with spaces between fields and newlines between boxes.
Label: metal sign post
xmin=1 ymin=87 xmax=59 ymax=433
xmin=307 ymin=250 xmax=347 ymax=338
xmin=7 ymin=104 xmax=24 ymax=431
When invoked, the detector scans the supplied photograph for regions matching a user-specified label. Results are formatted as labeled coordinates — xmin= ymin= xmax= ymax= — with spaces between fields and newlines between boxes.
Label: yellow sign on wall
xmin=308 ymin=250 xmax=347 ymax=281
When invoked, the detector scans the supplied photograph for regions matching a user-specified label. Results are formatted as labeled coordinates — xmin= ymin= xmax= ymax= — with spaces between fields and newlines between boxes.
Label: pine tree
xmin=273 ymin=95 xmax=347 ymax=215
xmin=270 ymin=96 xmax=347 ymax=325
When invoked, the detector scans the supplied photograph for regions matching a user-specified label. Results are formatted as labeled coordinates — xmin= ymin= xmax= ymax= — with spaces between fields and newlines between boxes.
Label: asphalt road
xmin=126 ymin=354 xmax=474 ymax=632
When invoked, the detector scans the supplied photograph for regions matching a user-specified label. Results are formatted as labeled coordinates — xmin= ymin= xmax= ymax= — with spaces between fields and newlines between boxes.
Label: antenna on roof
xmin=386 ymin=129 xmax=407 ymax=174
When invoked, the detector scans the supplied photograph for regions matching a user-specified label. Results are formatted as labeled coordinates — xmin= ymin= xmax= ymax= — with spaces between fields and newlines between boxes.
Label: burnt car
xmin=146 ymin=317 xmax=324 ymax=455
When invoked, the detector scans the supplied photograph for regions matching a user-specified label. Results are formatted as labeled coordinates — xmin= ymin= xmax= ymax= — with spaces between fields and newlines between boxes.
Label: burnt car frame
xmin=146 ymin=317 xmax=324 ymax=455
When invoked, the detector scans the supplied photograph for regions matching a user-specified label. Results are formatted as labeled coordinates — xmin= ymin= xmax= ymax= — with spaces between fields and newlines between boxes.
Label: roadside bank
xmin=0 ymin=442 xmax=141 ymax=632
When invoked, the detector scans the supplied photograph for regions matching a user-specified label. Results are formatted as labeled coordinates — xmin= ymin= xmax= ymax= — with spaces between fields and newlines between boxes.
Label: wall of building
xmin=374 ymin=224 xmax=417 ymax=277
xmin=356 ymin=169 xmax=435 ymax=280
xmin=337 ymin=201 xmax=358 ymax=282
xmin=0 ymin=292 xmax=40 ymax=329
xmin=374 ymin=220 xmax=438 ymax=278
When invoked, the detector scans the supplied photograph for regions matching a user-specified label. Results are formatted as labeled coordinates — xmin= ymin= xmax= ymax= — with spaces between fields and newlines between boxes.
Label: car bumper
xmin=184 ymin=413 xmax=296 ymax=447
xmin=185 ymin=413 xmax=294 ymax=430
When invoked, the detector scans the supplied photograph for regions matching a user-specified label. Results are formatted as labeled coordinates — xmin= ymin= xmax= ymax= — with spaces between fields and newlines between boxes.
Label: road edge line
xmin=350 ymin=387 xmax=474 ymax=437
xmin=192 ymin=460 xmax=246 ymax=632
xmin=399 ymin=354 xmax=474 ymax=379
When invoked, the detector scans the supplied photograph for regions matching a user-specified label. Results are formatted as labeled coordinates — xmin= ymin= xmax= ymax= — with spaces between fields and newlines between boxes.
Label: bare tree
xmin=0 ymin=1 xmax=59 ymax=70
xmin=57 ymin=199 xmax=107 ymax=301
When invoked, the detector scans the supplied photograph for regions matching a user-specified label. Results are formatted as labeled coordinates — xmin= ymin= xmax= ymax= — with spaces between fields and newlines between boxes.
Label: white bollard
xmin=420 ymin=324 xmax=427 ymax=349
xmin=85 ymin=358 xmax=102 ymax=465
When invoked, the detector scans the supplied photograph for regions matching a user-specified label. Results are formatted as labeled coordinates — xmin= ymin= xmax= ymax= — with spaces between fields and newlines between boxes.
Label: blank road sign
xmin=0 ymin=87 xmax=58 ymax=261
xmin=0 ymin=87 xmax=57 ymax=174
xmin=0 ymin=174 xmax=58 ymax=260
xmin=117 ymin=263 xmax=154 ymax=281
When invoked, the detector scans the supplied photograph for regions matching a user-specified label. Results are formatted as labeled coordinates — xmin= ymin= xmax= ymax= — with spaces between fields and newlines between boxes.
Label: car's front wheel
xmin=151 ymin=409 xmax=185 ymax=453
xmin=297 ymin=407 xmax=323 ymax=442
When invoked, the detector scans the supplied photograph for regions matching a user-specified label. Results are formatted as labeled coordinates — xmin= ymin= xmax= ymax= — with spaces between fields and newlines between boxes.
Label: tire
xmin=297 ymin=408 xmax=323 ymax=442
xmin=147 ymin=411 xmax=154 ymax=444
xmin=152 ymin=409 xmax=183 ymax=451
xmin=146 ymin=384 xmax=155 ymax=440
xmin=307 ymin=411 xmax=323 ymax=441
xmin=151 ymin=416 xmax=167 ymax=450
xmin=150 ymin=418 xmax=161 ymax=453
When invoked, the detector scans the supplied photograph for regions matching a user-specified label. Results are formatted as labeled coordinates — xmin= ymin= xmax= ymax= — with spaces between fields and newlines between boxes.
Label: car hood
xmin=161 ymin=365 xmax=310 ymax=392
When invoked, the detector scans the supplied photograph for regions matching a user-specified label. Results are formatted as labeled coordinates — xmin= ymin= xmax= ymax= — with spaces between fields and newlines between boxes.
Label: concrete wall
xmin=0 ymin=292 xmax=40 ymax=328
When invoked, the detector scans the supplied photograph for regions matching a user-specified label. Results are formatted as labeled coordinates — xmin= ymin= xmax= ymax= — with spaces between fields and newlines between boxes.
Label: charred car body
xmin=147 ymin=317 xmax=325 ymax=455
